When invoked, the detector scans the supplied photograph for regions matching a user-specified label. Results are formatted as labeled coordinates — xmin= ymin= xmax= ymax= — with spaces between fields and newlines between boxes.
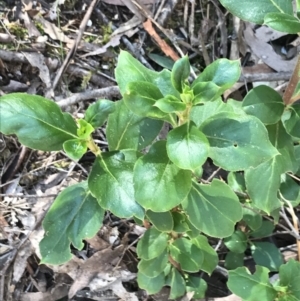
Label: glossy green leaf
xmin=200 ymin=113 xmax=279 ymax=171
xmin=76 ymin=119 xmax=94 ymax=139
xmin=264 ymin=12 xmax=300 ymax=34
xmin=224 ymin=230 xmax=248 ymax=254
xmin=137 ymin=227 xmax=169 ymax=260
xmin=168 ymin=268 xmax=186 ymax=299
xmin=242 ymin=85 xmax=284 ymax=124
xmin=0 ymin=93 xmax=78 ymax=151
xmin=84 ymin=99 xmax=115 ymax=128
xmin=182 ymin=180 xmax=242 ymax=238
xmin=146 ymin=210 xmax=174 ymax=232
xmin=192 ymin=81 xmax=220 ymax=103
xmin=228 ymin=266 xmax=277 ymax=301
xmin=282 ymin=104 xmax=300 ymax=139
xmin=172 ymin=212 xmax=190 ymax=233
xmin=242 ymin=206 xmax=262 ymax=231
xmin=166 ymin=122 xmax=209 ymax=171
xmin=148 ymin=53 xmax=174 ymax=70
xmin=169 ymin=237 xmax=203 ymax=272
xmin=280 ymin=175 xmax=300 ymax=207
xmin=134 ymin=141 xmax=192 ymax=212
xmin=88 ymin=151 xmax=144 ymax=220
xmin=279 ymin=260 xmax=300 ymax=299
xmin=228 ymin=172 xmax=246 ymax=194
xmin=250 ymin=220 xmax=275 ymax=238
xmin=154 ymin=96 xmax=186 ymax=113
xmin=137 ymin=271 xmax=165 ymax=294
xmin=63 ymin=139 xmax=87 ymax=161
xmin=186 ymin=275 xmax=207 ymax=299
xmin=219 ymin=0 xmax=293 ymax=24
xmin=191 ymin=235 xmax=218 ymax=274
xmin=225 ymin=252 xmax=244 ymax=270
xmin=192 ymin=59 xmax=241 ymax=94
xmin=138 ymin=250 xmax=169 ymax=278
xmin=107 ymin=100 xmax=163 ymax=151
xmin=251 ymin=242 xmax=284 ymax=271
xmin=171 ymin=55 xmax=190 ymax=92
xmin=40 ymin=182 xmax=104 ymax=265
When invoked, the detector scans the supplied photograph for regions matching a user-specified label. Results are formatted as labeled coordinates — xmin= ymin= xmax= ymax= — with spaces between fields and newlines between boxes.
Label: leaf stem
xmin=87 ymin=138 xmax=101 ymax=156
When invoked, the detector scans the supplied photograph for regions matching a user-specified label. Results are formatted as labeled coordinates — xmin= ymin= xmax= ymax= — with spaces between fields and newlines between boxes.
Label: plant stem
xmin=87 ymin=138 xmax=101 ymax=156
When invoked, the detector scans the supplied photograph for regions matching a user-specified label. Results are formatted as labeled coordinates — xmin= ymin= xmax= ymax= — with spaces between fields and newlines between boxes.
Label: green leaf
xmin=242 ymin=85 xmax=284 ymax=124
xmin=146 ymin=210 xmax=174 ymax=232
xmin=280 ymin=174 xmax=300 ymax=207
xmin=191 ymin=235 xmax=218 ymax=274
xmin=282 ymin=104 xmax=300 ymax=139
xmin=224 ymin=230 xmax=248 ymax=254
xmin=228 ymin=172 xmax=246 ymax=194
xmin=264 ymin=12 xmax=300 ymax=34
xmin=192 ymin=59 xmax=241 ymax=94
xmin=242 ymin=206 xmax=262 ymax=231
xmin=84 ymin=99 xmax=115 ymax=128
xmin=251 ymin=242 xmax=284 ymax=271
xmin=137 ymin=271 xmax=165 ymax=294
xmin=169 ymin=237 xmax=203 ymax=272
xmin=228 ymin=266 xmax=277 ymax=301
xmin=171 ymin=56 xmax=190 ymax=92
xmin=137 ymin=227 xmax=169 ymax=260
xmin=200 ymin=112 xmax=279 ymax=171
xmin=0 ymin=93 xmax=78 ymax=151
xmin=107 ymin=100 xmax=163 ymax=151
xmin=172 ymin=212 xmax=190 ymax=233
xmin=154 ymin=96 xmax=186 ymax=113
xmin=134 ymin=141 xmax=192 ymax=212
xmin=225 ymin=252 xmax=244 ymax=270
xmin=168 ymin=268 xmax=186 ymax=299
xmin=76 ymin=119 xmax=94 ymax=139
xmin=63 ymin=139 xmax=87 ymax=161
xmin=186 ymin=276 xmax=207 ymax=299
xmin=219 ymin=0 xmax=293 ymax=24
xmin=148 ymin=53 xmax=174 ymax=70
xmin=182 ymin=180 xmax=242 ymax=238
xmin=279 ymin=260 xmax=300 ymax=299
xmin=40 ymin=182 xmax=104 ymax=265
xmin=138 ymin=250 xmax=169 ymax=278
xmin=192 ymin=82 xmax=221 ymax=104
xmin=250 ymin=220 xmax=275 ymax=238
xmin=166 ymin=121 xmax=209 ymax=171
xmin=88 ymin=151 xmax=144 ymax=220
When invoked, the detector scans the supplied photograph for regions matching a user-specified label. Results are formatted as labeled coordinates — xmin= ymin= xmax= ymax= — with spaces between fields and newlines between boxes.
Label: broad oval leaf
xmin=0 ymin=93 xmax=78 ymax=151
xmin=224 ymin=230 xmax=248 ymax=254
xmin=219 ymin=0 xmax=293 ymax=24
xmin=154 ymin=96 xmax=186 ymax=113
xmin=40 ymin=182 xmax=105 ymax=265
xmin=182 ymin=180 xmax=242 ymax=238
xmin=282 ymin=103 xmax=300 ymax=139
xmin=192 ymin=81 xmax=220 ymax=104
xmin=137 ymin=271 xmax=166 ymax=294
xmin=146 ymin=210 xmax=174 ymax=232
xmin=264 ymin=12 xmax=300 ymax=34
xmin=134 ymin=140 xmax=192 ymax=212
xmin=225 ymin=252 xmax=244 ymax=270
xmin=171 ymin=55 xmax=190 ymax=92
xmin=279 ymin=260 xmax=300 ymax=299
xmin=242 ymin=85 xmax=284 ymax=124
xmin=107 ymin=100 xmax=163 ymax=151
xmin=200 ymin=112 xmax=279 ymax=171
xmin=186 ymin=275 xmax=207 ymax=299
xmin=168 ymin=268 xmax=186 ymax=299
xmin=63 ymin=139 xmax=87 ymax=161
xmin=166 ymin=121 xmax=209 ymax=171
xmin=88 ymin=151 xmax=144 ymax=220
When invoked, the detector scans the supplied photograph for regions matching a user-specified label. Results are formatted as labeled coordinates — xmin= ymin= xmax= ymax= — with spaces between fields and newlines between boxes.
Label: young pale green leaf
xmin=168 ymin=268 xmax=186 ymax=299
xmin=245 ymin=158 xmax=283 ymax=214
xmin=40 ymin=182 xmax=104 ymax=265
xmin=186 ymin=275 xmax=207 ymax=299
xmin=225 ymin=252 xmax=244 ymax=270
xmin=250 ymin=220 xmax=275 ymax=238
xmin=166 ymin=122 xmax=209 ymax=171
xmin=76 ymin=119 xmax=94 ymax=139
xmin=192 ymin=81 xmax=220 ymax=104
xmin=242 ymin=85 xmax=284 ymax=124
xmin=191 ymin=235 xmax=218 ymax=274
xmin=84 ymin=99 xmax=115 ymax=128
xmin=63 ymin=139 xmax=87 ymax=161
xmin=224 ymin=230 xmax=248 ymax=254
xmin=242 ymin=206 xmax=262 ymax=231
xmin=192 ymin=59 xmax=241 ymax=94
xmin=200 ymin=112 xmax=279 ymax=171
xmin=138 ymin=250 xmax=169 ymax=278
xmin=280 ymin=175 xmax=300 ymax=207
xmin=146 ymin=210 xmax=174 ymax=232
xmin=0 ymin=93 xmax=78 ymax=151
xmin=171 ymin=56 xmax=190 ymax=92
xmin=137 ymin=271 xmax=165 ymax=294
xmin=251 ymin=242 xmax=284 ymax=271
xmin=169 ymin=237 xmax=204 ymax=272
xmin=228 ymin=172 xmax=246 ymax=194
xmin=219 ymin=0 xmax=293 ymax=24
xmin=134 ymin=141 xmax=192 ymax=212
xmin=154 ymin=96 xmax=186 ymax=113
xmin=279 ymin=260 xmax=300 ymax=299
xmin=88 ymin=151 xmax=144 ymax=220
xmin=264 ymin=12 xmax=300 ymax=34
xmin=182 ymin=180 xmax=242 ymax=238
xmin=282 ymin=104 xmax=300 ymax=139
xmin=137 ymin=227 xmax=169 ymax=260
xmin=107 ymin=100 xmax=163 ymax=151
xmin=228 ymin=266 xmax=277 ymax=301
